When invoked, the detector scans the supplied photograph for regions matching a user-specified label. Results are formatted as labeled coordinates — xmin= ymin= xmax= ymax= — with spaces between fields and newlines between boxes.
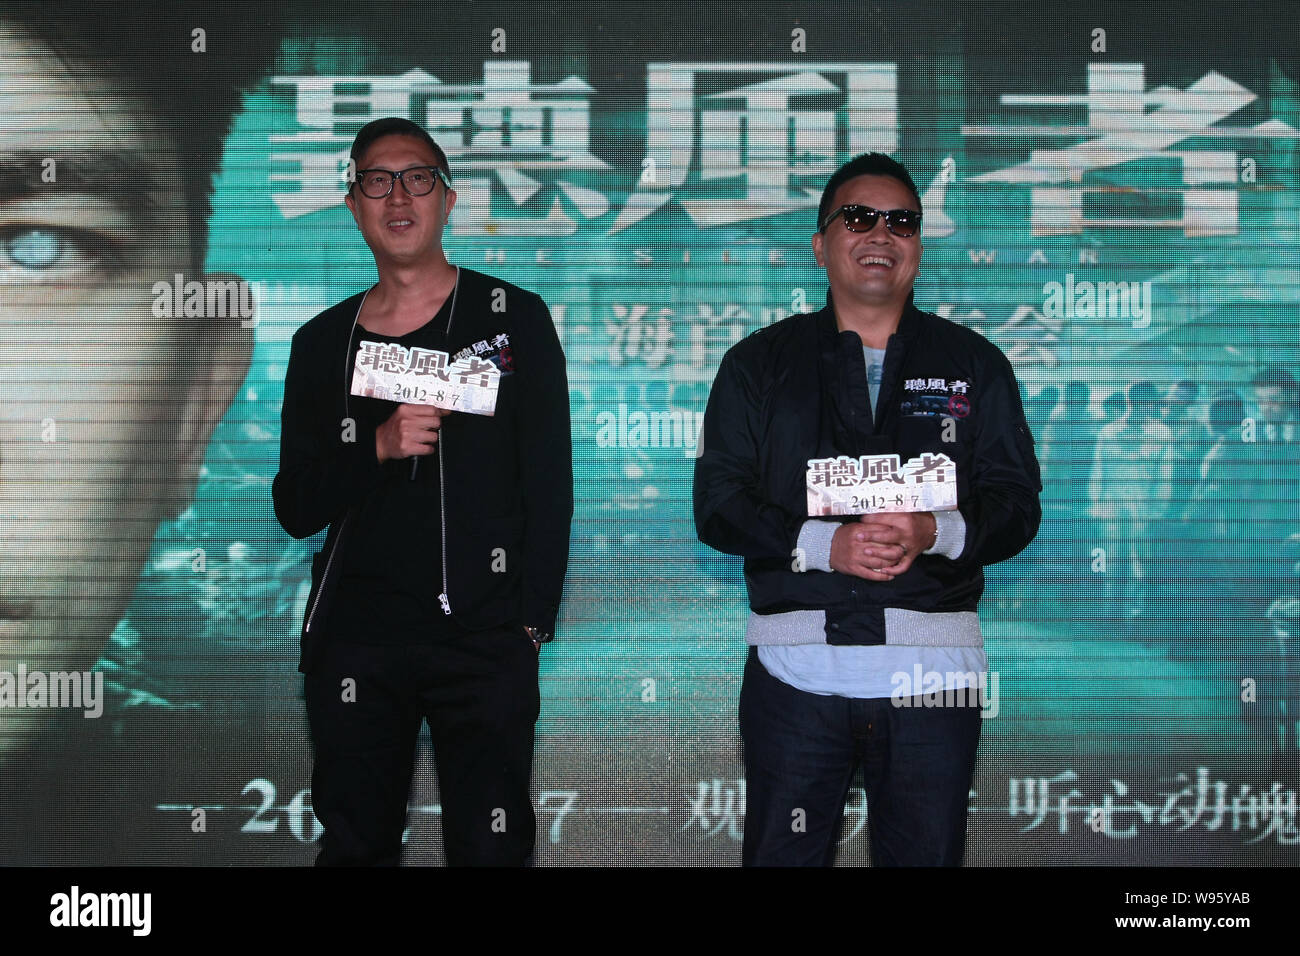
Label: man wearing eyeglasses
xmin=695 ymin=153 xmax=1041 ymax=866
xmin=273 ymin=117 xmax=573 ymax=866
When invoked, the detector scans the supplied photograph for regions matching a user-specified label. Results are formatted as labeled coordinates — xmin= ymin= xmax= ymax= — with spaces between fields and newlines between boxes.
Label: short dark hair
xmin=1250 ymin=365 xmax=1297 ymax=394
xmin=817 ymin=152 xmax=922 ymax=230
xmin=349 ymin=117 xmax=450 ymax=191
xmin=9 ymin=1 xmax=286 ymax=270
xmin=1208 ymin=390 xmax=1245 ymax=436
xmin=1128 ymin=381 xmax=1161 ymax=413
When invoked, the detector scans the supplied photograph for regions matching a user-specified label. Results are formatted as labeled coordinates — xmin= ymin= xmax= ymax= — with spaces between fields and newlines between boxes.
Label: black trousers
xmin=304 ymin=624 xmax=539 ymax=866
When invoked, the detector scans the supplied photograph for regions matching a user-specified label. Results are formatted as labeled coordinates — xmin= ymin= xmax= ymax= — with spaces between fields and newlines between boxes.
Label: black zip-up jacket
xmin=694 ymin=298 xmax=1041 ymax=644
xmin=273 ymin=268 xmax=573 ymax=672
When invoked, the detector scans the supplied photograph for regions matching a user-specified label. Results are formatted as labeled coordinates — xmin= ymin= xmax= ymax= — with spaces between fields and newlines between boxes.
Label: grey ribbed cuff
xmin=926 ymin=509 xmax=966 ymax=560
xmin=795 ymin=519 xmax=838 ymax=572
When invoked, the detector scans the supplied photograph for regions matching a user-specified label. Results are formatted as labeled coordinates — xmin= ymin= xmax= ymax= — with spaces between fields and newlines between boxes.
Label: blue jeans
xmin=739 ymin=646 xmax=982 ymax=866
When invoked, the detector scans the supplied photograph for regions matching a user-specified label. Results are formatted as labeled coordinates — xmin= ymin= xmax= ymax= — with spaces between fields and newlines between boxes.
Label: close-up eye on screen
xmin=0 ymin=0 xmax=1295 ymax=930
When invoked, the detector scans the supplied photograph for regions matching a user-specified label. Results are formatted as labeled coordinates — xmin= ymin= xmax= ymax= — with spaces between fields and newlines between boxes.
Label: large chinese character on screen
xmin=271 ymin=61 xmax=610 ymax=235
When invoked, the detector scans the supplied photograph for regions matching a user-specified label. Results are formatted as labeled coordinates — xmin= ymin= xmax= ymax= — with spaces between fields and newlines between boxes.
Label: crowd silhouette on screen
xmin=1027 ymin=367 xmax=1300 ymax=762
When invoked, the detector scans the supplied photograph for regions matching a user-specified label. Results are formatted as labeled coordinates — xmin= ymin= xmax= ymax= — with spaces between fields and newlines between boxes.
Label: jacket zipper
xmin=305 ymin=513 xmax=349 ymax=633
xmin=310 ymin=285 xmax=369 ymax=635
xmin=437 ymin=430 xmax=451 ymax=615
xmin=436 ymin=266 xmax=460 ymax=616
xmin=322 ymin=272 xmax=459 ymax=621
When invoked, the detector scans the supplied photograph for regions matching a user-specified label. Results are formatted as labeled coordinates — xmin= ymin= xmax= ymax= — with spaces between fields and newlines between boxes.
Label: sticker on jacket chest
xmin=453 ymin=332 xmax=514 ymax=376
xmin=807 ymin=452 xmax=958 ymax=516
xmin=352 ymin=340 xmax=500 ymax=415
xmin=901 ymin=376 xmax=971 ymax=419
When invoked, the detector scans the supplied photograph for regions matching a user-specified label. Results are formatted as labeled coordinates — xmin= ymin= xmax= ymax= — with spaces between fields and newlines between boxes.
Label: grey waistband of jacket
xmin=745 ymin=607 xmax=983 ymax=647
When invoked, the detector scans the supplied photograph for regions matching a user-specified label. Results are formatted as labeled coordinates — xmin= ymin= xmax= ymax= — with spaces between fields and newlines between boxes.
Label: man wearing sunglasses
xmin=695 ymin=153 xmax=1041 ymax=866
xmin=274 ymin=117 xmax=573 ymax=866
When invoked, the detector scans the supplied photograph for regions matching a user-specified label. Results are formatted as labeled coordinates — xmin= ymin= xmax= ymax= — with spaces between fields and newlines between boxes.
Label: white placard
xmin=807 ymin=452 xmax=958 ymax=516
xmin=350 ymin=340 xmax=499 ymax=416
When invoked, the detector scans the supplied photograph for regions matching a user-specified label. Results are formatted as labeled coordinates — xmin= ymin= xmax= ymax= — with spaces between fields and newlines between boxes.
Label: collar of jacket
xmin=815 ymin=292 xmax=925 ymax=443
xmin=817 ymin=289 xmax=924 ymax=349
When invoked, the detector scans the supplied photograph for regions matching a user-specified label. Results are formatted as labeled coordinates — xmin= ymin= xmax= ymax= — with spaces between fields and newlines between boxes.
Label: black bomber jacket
xmin=693 ymin=297 xmax=1042 ymax=644
xmin=272 ymin=267 xmax=573 ymax=672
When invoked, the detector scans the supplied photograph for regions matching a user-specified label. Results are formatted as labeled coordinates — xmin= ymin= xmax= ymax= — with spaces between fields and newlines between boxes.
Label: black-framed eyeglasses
xmin=354 ymin=165 xmax=451 ymax=199
xmin=819 ymin=204 xmax=922 ymax=237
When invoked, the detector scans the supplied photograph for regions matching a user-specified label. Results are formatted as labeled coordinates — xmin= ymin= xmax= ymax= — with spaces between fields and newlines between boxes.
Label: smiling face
xmin=812 ymin=174 xmax=923 ymax=315
xmin=344 ymin=134 xmax=455 ymax=269
xmin=0 ymin=23 xmax=249 ymax=757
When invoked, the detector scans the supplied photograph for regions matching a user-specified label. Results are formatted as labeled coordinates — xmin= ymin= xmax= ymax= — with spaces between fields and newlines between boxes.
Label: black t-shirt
xmin=331 ymin=295 xmax=454 ymax=643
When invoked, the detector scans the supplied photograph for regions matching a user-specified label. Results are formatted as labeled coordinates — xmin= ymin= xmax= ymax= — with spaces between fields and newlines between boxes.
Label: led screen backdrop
xmin=1 ymin=0 xmax=1297 ymax=864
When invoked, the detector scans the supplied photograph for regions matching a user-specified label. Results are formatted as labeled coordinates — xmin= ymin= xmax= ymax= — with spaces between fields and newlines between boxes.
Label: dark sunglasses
xmin=819 ymin=204 xmax=922 ymax=237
